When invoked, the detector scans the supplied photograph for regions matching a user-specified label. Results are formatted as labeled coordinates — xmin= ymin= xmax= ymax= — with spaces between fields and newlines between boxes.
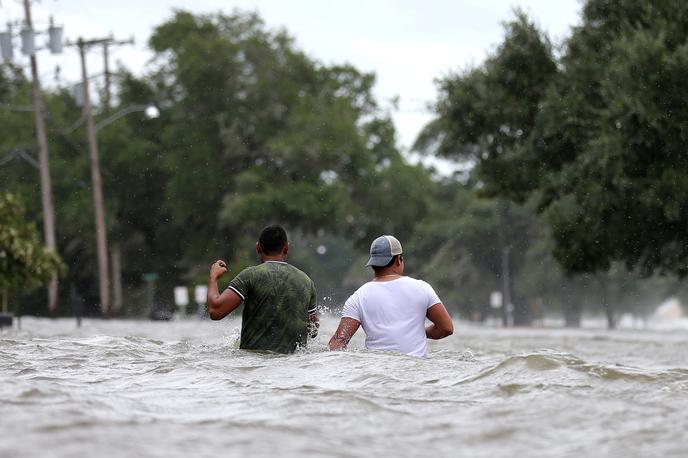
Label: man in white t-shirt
xmin=328 ymin=235 xmax=453 ymax=357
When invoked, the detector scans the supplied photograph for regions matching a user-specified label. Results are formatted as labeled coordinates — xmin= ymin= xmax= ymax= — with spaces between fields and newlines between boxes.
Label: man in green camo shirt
xmin=207 ymin=225 xmax=319 ymax=353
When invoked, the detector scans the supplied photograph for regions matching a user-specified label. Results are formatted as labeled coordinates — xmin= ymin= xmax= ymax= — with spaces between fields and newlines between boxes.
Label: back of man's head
xmin=259 ymin=225 xmax=288 ymax=255
xmin=367 ymin=235 xmax=403 ymax=269
xmin=371 ymin=255 xmax=401 ymax=272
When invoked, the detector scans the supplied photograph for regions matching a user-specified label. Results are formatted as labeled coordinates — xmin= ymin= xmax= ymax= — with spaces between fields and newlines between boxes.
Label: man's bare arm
xmin=328 ymin=317 xmax=361 ymax=350
xmin=207 ymin=260 xmax=243 ymax=320
xmin=426 ymin=303 xmax=454 ymax=339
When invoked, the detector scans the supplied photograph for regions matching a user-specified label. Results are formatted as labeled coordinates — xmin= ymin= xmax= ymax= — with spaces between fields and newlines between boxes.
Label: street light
xmin=95 ymin=104 xmax=159 ymax=131
xmin=58 ymin=103 xmax=158 ymax=135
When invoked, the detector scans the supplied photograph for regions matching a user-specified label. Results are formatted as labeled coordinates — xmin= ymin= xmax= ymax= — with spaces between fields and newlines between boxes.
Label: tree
xmin=417 ymin=3 xmax=688 ymax=327
xmin=412 ymin=12 xmax=557 ymax=325
xmin=414 ymin=10 xmax=557 ymax=199
xmin=423 ymin=2 xmax=688 ymax=278
xmin=137 ymin=10 xmax=429 ymax=268
xmin=523 ymin=0 xmax=688 ymax=278
xmin=0 ymin=193 xmax=62 ymax=313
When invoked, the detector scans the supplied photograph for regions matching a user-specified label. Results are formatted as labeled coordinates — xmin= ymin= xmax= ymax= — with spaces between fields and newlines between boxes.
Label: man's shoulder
xmin=235 ymin=264 xmax=259 ymax=278
xmin=394 ymin=276 xmax=436 ymax=295
xmin=354 ymin=280 xmax=376 ymax=294
xmin=264 ymin=262 xmax=314 ymax=286
xmin=401 ymin=276 xmax=432 ymax=288
xmin=277 ymin=263 xmax=313 ymax=283
xmin=288 ymin=263 xmax=313 ymax=280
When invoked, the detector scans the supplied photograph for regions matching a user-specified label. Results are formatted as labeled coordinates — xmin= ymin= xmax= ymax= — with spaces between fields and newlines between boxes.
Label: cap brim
xmin=366 ymin=255 xmax=393 ymax=267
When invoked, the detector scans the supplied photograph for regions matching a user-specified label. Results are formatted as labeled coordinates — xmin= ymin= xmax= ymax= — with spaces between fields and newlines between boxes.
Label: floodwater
xmin=1 ymin=316 xmax=687 ymax=458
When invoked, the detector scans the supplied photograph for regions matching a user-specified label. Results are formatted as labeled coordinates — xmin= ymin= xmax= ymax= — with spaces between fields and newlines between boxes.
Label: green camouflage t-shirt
xmin=227 ymin=261 xmax=316 ymax=354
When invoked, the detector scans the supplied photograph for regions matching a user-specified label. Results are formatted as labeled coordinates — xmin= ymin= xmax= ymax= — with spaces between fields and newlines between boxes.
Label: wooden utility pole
xmin=103 ymin=41 xmax=111 ymax=110
xmin=23 ymin=0 xmax=58 ymax=314
xmin=101 ymin=37 xmax=128 ymax=315
xmin=77 ymin=38 xmax=110 ymax=317
xmin=72 ymin=35 xmax=133 ymax=317
xmin=501 ymin=245 xmax=512 ymax=327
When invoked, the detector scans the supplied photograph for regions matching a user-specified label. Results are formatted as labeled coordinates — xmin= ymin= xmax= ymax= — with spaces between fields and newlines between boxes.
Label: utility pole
xmin=101 ymin=35 xmax=134 ymax=315
xmin=103 ymin=41 xmax=111 ymax=110
xmin=21 ymin=0 xmax=61 ymax=314
xmin=77 ymin=37 xmax=110 ymax=317
xmin=99 ymin=35 xmax=134 ymax=108
xmin=501 ymin=245 xmax=512 ymax=327
xmin=71 ymin=35 xmax=132 ymax=317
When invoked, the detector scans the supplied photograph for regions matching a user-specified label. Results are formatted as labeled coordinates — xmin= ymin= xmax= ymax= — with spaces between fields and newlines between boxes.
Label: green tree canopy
xmin=414 ymin=10 xmax=557 ymax=198
xmin=0 ymin=193 xmax=61 ymax=292
xmin=418 ymin=1 xmax=688 ymax=278
xmin=528 ymin=0 xmax=688 ymax=276
xmin=130 ymin=9 xmax=431 ymax=262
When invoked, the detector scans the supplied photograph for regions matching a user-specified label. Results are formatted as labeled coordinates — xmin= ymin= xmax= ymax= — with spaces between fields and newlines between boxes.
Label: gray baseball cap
xmin=366 ymin=235 xmax=403 ymax=267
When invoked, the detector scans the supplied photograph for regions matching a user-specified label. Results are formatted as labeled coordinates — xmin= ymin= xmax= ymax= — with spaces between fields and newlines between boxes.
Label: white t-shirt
xmin=342 ymin=276 xmax=441 ymax=357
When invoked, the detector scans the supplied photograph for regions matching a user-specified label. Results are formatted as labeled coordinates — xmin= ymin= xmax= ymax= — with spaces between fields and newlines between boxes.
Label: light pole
xmin=0 ymin=2 xmax=64 ymax=314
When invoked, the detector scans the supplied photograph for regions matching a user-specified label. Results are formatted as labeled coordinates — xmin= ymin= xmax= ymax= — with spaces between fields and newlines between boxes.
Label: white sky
xmin=1 ymin=0 xmax=582 ymax=159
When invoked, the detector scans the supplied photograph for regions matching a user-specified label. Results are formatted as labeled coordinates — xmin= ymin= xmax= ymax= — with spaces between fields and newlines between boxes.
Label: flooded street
xmin=1 ymin=316 xmax=687 ymax=458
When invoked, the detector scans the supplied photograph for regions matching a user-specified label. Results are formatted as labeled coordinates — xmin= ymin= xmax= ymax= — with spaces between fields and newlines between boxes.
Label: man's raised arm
xmin=207 ymin=260 xmax=243 ymax=320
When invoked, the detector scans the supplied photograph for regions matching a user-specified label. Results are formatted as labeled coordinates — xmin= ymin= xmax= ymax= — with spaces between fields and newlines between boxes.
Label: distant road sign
xmin=194 ymin=285 xmax=208 ymax=304
xmin=143 ymin=272 xmax=158 ymax=282
xmin=490 ymin=291 xmax=503 ymax=308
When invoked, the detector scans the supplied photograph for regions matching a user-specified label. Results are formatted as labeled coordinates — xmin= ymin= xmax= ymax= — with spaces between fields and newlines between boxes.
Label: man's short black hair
xmin=259 ymin=225 xmax=288 ymax=255
xmin=371 ymin=254 xmax=402 ymax=272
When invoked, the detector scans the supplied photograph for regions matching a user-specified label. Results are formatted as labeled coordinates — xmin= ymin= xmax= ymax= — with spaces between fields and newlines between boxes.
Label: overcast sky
xmin=1 ymin=0 xmax=582 ymax=155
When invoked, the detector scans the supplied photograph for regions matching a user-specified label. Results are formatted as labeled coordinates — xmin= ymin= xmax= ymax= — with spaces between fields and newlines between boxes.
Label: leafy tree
xmin=0 ymin=65 xmax=41 ymax=213
xmin=135 ymin=10 xmax=429 ymax=269
xmin=412 ymin=12 xmax=557 ymax=325
xmin=417 ymin=3 xmax=688 ymax=327
xmin=414 ymin=10 xmax=557 ymax=199
xmin=0 ymin=193 xmax=62 ymax=313
xmin=1 ymin=9 xmax=442 ymax=317
xmin=422 ymin=2 xmax=688 ymax=279
xmin=522 ymin=0 xmax=688 ymax=278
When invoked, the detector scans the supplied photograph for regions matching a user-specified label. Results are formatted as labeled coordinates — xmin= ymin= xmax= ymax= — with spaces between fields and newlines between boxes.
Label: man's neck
xmin=374 ymin=267 xmax=401 ymax=278
xmin=261 ymin=255 xmax=287 ymax=263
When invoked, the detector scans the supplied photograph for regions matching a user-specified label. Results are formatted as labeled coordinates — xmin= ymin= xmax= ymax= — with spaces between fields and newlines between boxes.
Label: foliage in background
xmin=416 ymin=1 xmax=688 ymax=327
xmin=0 ymin=10 xmax=435 ymax=317
xmin=2 ymin=4 xmax=687 ymax=327
xmin=418 ymin=1 xmax=688 ymax=278
xmin=0 ymin=193 xmax=62 ymax=295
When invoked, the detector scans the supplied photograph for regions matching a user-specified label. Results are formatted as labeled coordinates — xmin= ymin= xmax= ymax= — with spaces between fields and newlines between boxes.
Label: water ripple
xmin=1 ymin=318 xmax=687 ymax=458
